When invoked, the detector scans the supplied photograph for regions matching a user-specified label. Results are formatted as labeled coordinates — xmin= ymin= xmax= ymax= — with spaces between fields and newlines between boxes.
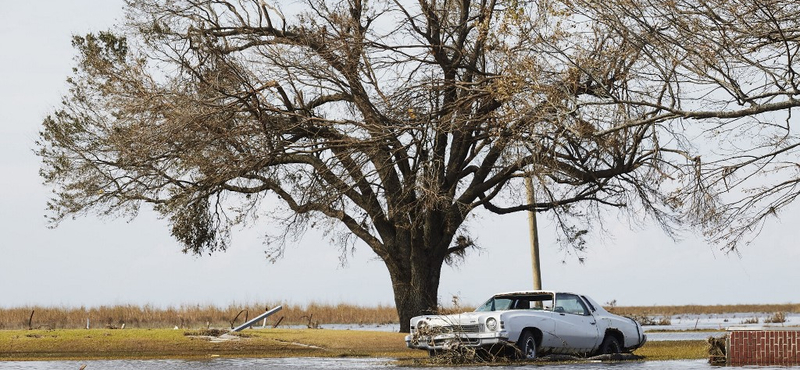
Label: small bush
xmin=740 ymin=317 xmax=759 ymax=324
xmin=629 ymin=315 xmax=671 ymax=326
xmin=656 ymin=317 xmax=672 ymax=326
xmin=765 ymin=312 xmax=786 ymax=324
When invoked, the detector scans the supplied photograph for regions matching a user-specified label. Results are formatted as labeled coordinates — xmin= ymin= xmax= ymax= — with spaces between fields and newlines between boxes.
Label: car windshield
xmin=475 ymin=293 xmax=555 ymax=312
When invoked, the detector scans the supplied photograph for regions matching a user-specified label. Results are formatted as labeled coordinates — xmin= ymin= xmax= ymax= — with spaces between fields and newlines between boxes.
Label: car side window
xmin=555 ymin=293 xmax=590 ymax=316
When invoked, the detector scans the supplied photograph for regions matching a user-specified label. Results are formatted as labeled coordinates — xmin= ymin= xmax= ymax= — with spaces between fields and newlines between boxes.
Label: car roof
xmin=491 ymin=290 xmax=579 ymax=297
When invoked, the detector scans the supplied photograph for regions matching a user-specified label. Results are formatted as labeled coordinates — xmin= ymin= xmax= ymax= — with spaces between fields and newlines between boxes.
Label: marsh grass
xmin=765 ymin=312 xmax=787 ymax=323
xmin=2 ymin=302 xmax=797 ymax=330
xmin=0 ymin=328 xmax=418 ymax=361
xmin=741 ymin=317 xmax=760 ymax=324
xmin=0 ymin=303 xmax=397 ymax=330
xmin=0 ymin=327 xmax=706 ymax=362
xmin=607 ymin=303 xmax=800 ymax=317
xmin=634 ymin=340 xmax=707 ymax=361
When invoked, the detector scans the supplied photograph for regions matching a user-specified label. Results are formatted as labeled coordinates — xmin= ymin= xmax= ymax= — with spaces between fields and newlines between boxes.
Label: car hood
xmin=414 ymin=311 xmax=487 ymax=327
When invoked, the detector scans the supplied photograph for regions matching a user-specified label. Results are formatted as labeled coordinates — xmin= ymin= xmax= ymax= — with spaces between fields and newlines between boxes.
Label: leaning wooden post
xmin=525 ymin=175 xmax=542 ymax=291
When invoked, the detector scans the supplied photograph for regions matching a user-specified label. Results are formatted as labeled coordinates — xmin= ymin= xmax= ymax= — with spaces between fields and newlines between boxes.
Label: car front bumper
xmin=405 ymin=331 xmax=511 ymax=351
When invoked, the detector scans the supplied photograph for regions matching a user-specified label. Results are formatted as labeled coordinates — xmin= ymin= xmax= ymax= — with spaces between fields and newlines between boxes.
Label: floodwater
xmin=643 ymin=312 xmax=800 ymax=331
xmin=0 ymin=358 xmax=793 ymax=370
xmin=288 ymin=325 xmax=723 ymax=341
xmin=2 ymin=313 xmax=797 ymax=370
xmin=290 ymin=312 xmax=800 ymax=334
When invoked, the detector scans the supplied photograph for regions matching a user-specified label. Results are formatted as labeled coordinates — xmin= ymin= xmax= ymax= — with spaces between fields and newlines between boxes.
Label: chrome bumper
xmin=405 ymin=331 xmax=510 ymax=350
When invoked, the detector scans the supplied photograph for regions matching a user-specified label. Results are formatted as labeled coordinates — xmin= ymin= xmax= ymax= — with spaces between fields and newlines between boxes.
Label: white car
xmin=405 ymin=291 xmax=646 ymax=359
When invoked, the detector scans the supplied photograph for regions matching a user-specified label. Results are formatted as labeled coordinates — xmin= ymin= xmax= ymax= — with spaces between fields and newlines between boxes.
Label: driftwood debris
xmin=230 ymin=310 xmax=248 ymax=329
xmin=299 ymin=314 xmax=320 ymax=329
xmin=707 ymin=335 xmax=727 ymax=365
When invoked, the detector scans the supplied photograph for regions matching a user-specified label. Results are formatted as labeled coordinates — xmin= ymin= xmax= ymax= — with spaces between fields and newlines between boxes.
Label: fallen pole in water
xmin=230 ymin=306 xmax=283 ymax=332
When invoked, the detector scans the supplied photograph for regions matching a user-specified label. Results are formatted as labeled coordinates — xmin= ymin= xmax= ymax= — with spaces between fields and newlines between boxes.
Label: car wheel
xmin=517 ymin=330 xmax=537 ymax=360
xmin=600 ymin=335 xmax=622 ymax=354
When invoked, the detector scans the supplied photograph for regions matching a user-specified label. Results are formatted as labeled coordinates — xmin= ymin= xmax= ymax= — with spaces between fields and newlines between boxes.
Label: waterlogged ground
xmin=276 ymin=311 xmax=800 ymax=341
xmin=2 ymin=312 xmax=797 ymax=369
xmin=288 ymin=325 xmax=724 ymax=341
xmin=291 ymin=312 xmax=800 ymax=333
xmin=0 ymin=358 xmax=793 ymax=370
xmin=643 ymin=312 xmax=800 ymax=331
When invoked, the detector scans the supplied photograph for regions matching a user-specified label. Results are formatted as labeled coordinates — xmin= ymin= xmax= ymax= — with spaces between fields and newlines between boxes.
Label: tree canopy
xmin=39 ymin=0 xmax=800 ymax=331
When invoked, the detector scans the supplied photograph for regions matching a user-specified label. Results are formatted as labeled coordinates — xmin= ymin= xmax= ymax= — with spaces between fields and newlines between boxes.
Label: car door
xmin=551 ymin=293 xmax=601 ymax=354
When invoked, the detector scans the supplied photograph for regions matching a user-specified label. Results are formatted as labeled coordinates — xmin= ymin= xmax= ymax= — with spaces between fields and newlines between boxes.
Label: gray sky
xmin=1 ymin=1 xmax=798 ymax=310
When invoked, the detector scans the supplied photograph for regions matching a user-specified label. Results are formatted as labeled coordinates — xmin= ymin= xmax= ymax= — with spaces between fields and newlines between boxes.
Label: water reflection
xmin=0 ymin=358 xmax=792 ymax=370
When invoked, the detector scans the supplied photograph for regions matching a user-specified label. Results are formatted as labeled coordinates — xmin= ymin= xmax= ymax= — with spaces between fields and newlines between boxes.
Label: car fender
xmin=500 ymin=311 xmax=556 ymax=348
xmin=596 ymin=315 xmax=644 ymax=349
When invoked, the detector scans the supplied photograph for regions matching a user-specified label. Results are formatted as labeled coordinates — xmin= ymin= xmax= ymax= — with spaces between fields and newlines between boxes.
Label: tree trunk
xmin=388 ymin=251 xmax=443 ymax=333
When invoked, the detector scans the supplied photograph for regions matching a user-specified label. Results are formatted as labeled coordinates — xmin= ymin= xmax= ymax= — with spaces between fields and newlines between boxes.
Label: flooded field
xmin=273 ymin=311 xmax=800 ymax=342
xmin=1 ymin=312 xmax=797 ymax=369
xmin=642 ymin=312 xmax=800 ymax=331
xmin=0 ymin=358 xmax=793 ymax=370
xmin=288 ymin=311 xmax=800 ymax=332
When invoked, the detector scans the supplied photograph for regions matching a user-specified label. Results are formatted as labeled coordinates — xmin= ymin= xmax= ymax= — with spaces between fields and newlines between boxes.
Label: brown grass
xmin=606 ymin=303 xmax=800 ymax=317
xmin=0 ymin=303 xmax=398 ymax=330
xmin=0 ymin=327 xmax=709 ymax=362
xmin=635 ymin=340 xmax=707 ymax=361
xmin=1 ymin=302 xmax=797 ymax=330
xmin=764 ymin=312 xmax=788 ymax=323
xmin=0 ymin=328 xmax=419 ymax=361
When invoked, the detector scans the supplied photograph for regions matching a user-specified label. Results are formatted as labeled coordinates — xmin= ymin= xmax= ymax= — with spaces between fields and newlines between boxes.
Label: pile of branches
xmin=707 ymin=335 xmax=727 ymax=365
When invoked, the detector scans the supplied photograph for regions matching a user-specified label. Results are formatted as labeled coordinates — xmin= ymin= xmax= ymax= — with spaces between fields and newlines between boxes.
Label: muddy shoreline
xmin=0 ymin=328 xmax=707 ymax=362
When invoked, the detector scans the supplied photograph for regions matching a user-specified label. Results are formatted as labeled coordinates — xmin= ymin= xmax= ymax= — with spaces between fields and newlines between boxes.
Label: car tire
xmin=517 ymin=330 xmax=537 ymax=360
xmin=600 ymin=335 xmax=622 ymax=354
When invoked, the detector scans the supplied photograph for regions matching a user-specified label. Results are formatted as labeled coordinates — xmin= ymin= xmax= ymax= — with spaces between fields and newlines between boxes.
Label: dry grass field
xmin=0 ymin=328 xmax=418 ymax=360
xmin=606 ymin=303 xmax=800 ymax=317
xmin=0 ymin=328 xmax=707 ymax=361
xmin=1 ymin=302 xmax=797 ymax=330
xmin=0 ymin=301 xmax=774 ymax=362
xmin=0 ymin=303 xmax=397 ymax=330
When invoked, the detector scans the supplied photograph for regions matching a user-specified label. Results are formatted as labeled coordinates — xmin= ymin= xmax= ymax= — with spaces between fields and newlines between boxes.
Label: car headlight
xmin=416 ymin=320 xmax=428 ymax=331
xmin=486 ymin=317 xmax=498 ymax=331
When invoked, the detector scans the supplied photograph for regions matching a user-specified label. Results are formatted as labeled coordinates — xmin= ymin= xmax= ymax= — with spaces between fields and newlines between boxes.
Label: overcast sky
xmin=1 ymin=1 xmax=798 ymax=311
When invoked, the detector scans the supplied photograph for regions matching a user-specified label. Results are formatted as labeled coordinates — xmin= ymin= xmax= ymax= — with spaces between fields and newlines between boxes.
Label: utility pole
xmin=525 ymin=175 xmax=542 ymax=290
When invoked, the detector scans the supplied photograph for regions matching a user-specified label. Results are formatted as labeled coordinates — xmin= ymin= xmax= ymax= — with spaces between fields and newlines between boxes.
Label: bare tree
xmin=561 ymin=0 xmax=800 ymax=252
xmin=38 ymin=0 xmax=800 ymax=331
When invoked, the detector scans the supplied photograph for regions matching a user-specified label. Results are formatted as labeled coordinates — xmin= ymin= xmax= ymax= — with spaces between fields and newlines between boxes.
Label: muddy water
xmin=2 ymin=313 xmax=796 ymax=370
xmin=0 ymin=358 xmax=790 ymax=370
xmin=282 ymin=311 xmax=800 ymax=333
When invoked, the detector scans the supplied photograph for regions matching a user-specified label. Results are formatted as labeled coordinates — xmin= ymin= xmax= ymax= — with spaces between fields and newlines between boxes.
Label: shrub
xmin=764 ymin=312 xmax=786 ymax=324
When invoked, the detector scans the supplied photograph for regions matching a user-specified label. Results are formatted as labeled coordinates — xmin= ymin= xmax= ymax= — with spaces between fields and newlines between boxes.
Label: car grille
xmin=439 ymin=324 xmax=481 ymax=333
